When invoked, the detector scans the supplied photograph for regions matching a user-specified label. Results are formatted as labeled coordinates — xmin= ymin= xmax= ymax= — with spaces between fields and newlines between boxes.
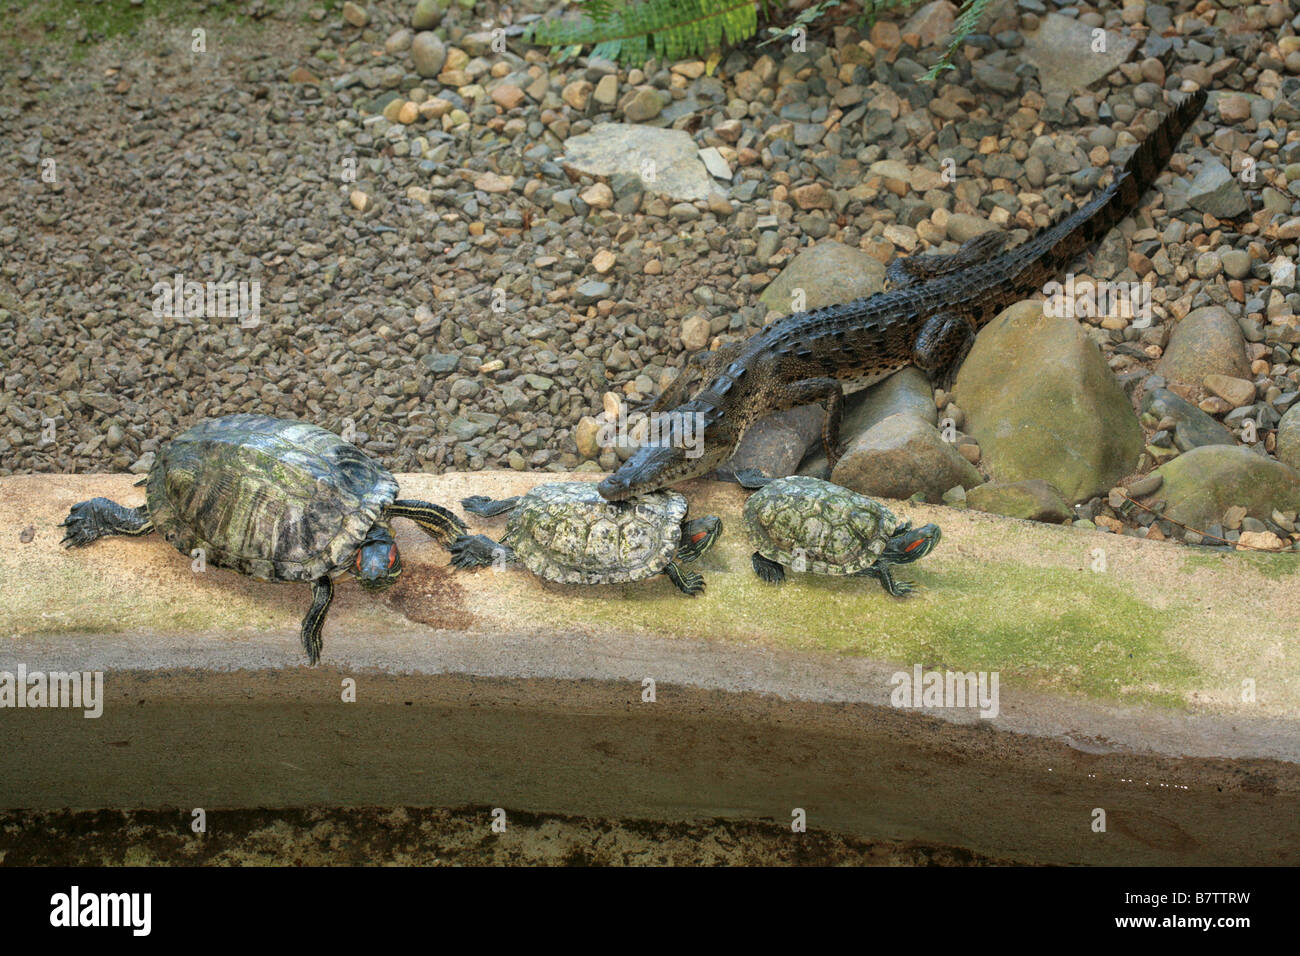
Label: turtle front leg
xmin=59 ymin=498 xmax=153 ymax=547
xmin=751 ymin=552 xmax=786 ymax=584
xmin=861 ymin=562 xmax=919 ymax=597
xmin=664 ymin=561 xmax=705 ymax=596
xmin=387 ymin=499 xmax=467 ymax=547
xmin=449 ymin=534 xmax=515 ymax=571
xmin=300 ymin=577 xmax=334 ymax=665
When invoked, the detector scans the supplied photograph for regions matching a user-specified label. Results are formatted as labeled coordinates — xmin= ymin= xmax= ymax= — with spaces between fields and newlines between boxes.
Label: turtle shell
xmin=743 ymin=476 xmax=900 ymax=575
xmin=145 ymin=414 xmax=398 ymax=583
xmin=505 ymin=482 xmax=688 ymax=585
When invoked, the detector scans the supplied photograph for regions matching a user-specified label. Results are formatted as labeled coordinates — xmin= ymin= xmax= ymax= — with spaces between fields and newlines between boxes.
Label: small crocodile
xmin=597 ymin=89 xmax=1208 ymax=501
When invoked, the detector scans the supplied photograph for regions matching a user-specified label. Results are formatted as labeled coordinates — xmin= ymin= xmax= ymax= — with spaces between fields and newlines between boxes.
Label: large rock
xmin=798 ymin=367 xmax=937 ymax=478
xmin=966 ymin=480 xmax=1073 ymax=524
xmin=1154 ymin=445 xmax=1300 ymax=528
xmin=831 ymin=413 xmax=982 ymax=503
xmin=954 ymin=301 xmax=1143 ymax=503
xmin=1275 ymin=404 xmax=1300 ymax=472
xmin=759 ymin=241 xmax=887 ymax=316
xmin=1141 ymin=388 xmax=1235 ymax=451
xmin=561 ymin=124 xmax=723 ymax=202
xmin=720 ymin=406 xmax=823 ymax=481
xmin=1022 ymin=13 xmax=1137 ymax=94
xmin=1157 ymin=307 xmax=1250 ymax=384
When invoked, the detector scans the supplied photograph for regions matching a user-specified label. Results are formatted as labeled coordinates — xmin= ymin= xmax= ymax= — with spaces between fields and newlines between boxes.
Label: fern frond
xmin=923 ymin=0 xmax=996 ymax=79
xmin=526 ymin=0 xmax=760 ymax=65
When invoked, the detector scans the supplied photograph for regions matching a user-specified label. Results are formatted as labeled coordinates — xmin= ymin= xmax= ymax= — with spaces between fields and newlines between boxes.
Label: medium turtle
xmin=59 ymin=414 xmax=466 ymax=664
xmin=736 ymin=472 xmax=940 ymax=595
xmin=449 ymin=481 xmax=721 ymax=594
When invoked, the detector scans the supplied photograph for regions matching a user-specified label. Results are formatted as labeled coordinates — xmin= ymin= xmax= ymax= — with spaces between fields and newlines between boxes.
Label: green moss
xmin=1180 ymin=549 xmax=1300 ymax=580
xmin=0 ymin=0 xmax=307 ymax=58
xmin=550 ymin=557 xmax=1196 ymax=709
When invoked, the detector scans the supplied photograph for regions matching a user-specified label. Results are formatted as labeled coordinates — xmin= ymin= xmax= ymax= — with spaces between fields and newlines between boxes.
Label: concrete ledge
xmin=2 ymin=472 xmax=1299 ymax=864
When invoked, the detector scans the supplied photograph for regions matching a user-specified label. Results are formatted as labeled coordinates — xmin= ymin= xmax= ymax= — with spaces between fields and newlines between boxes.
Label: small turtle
xmin=59 ymin=414 xmax=466 ymax=664
xmin=449 ymin=482 xmax=721 ymax=594
xmin=736 ymin=471 xmax=940 ymax=595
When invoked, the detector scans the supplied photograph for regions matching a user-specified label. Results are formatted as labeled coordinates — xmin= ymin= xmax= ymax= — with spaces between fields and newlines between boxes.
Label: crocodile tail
xmin=1086 ymin=88 xmax=1209 ymax=242
xmin=1007 ymin=89 xmax=1208 ymax=288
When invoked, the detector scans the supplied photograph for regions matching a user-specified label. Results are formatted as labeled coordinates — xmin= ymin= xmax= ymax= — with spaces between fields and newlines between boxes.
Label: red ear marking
xmin=904 ymin=538 xmax=924 ymax=553
xmin=356 ymin=550 xmax=363 ymax=571
xmin=691 ymin=530 xmax=708 ymax=543
xmin=388 ymin=545 xmax=397 ymax=568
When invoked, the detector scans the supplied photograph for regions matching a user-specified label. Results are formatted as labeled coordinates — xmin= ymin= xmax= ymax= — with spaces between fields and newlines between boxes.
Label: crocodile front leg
xmin=912 ymin=311 xmax=977 ymax=391
xmin=767 ymin=376 xmax=846 ymax=469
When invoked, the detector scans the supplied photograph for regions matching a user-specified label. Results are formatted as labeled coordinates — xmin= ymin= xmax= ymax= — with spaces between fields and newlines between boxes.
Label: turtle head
xmin=678 ymin=515 xmax=722 ymax=563
xmin=882 ymin=523 xmax=941 ymax=565
xmin=354 ymin=524 xmax=402 ymax=591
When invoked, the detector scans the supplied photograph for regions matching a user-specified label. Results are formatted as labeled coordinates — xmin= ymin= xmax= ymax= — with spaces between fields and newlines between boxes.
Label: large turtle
xmin=449 ymin=481 xmax=721 ymax=594
xmin=59 ymin=414 xmax=466 ymax=664
xmin=737 ymin=472 xmax=940 ymax=595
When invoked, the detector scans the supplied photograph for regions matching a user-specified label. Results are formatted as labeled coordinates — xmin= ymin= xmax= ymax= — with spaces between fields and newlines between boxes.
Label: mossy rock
xmin=760 ymin=241 xmax=886 ymax=317
xmin=966 ymin=480 xmax=1072 ymax=523
xmin=1154 ymin=445 xmax=1300 ymax=528
xmin=955 ymin=300 xmax=1143 ymax=503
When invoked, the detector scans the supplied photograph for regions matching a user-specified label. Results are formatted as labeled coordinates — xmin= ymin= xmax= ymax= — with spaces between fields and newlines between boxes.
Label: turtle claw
xmin=449 ymin=534 xmax=506 ymax=571
xmin=59 ymin=502 xmax=104 ymax=547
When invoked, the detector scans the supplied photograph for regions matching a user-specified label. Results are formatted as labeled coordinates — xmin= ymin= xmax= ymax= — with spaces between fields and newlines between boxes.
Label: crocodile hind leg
xmin=59 ymin=498 xmax=153 ymax=547
xmin=912 ymin=311 xmax=977 ymax=392
xmin=884 ymin=231 xmax=1010 ymax=290
xmin=386 ymin=500 xmax=467 ymax=547
xmin=767 ymin=377 xmax=846 ymax=470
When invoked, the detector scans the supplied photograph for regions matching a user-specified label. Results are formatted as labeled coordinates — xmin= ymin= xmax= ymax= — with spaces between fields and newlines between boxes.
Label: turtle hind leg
xmin=664 ymin=561 xmax=705 ymax=596
xmin=59 ymin=498 xmax=153 ymax=547
xmin=751 ymin=552 xmax=786 ymax=585
xmin=449 ymin=534 xmax=514 ymax=571
xmin=461 ymin=495 xmax=520 ymax=518
xmin=860 ymin=562 xmax=919 ymax=597
xmin=387 ymin=499 xmax=467 ymax=547
xmin=300 ymin=577 xmax=334 ymax=665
